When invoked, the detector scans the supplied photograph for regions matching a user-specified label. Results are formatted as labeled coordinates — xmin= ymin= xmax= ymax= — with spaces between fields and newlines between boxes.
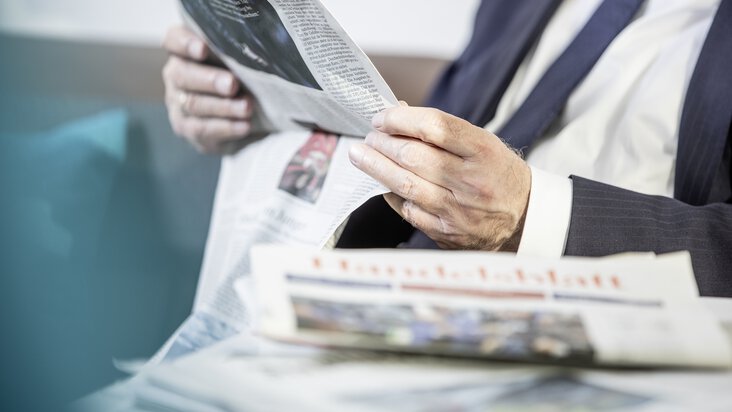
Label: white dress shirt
xmin=483 ymin=0 xmax=721 ymax=258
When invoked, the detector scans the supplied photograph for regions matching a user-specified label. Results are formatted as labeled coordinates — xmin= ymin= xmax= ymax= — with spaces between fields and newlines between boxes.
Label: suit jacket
xmin=338 ymin=0 xmax=732 ymax=297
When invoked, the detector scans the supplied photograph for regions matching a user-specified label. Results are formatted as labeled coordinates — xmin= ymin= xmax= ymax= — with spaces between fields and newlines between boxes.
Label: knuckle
xmin=461 ymin=174 xmax=491 ymax=200
xmin=381 ymin=109 xmax=395 ymax=128
xmin=476 ymin=183 xmax=495 ymax=201
xmin=363 ymin=150 xmax=379 ymax=172
xmin=401 ymin=201 xmax=415 ymax=224
xmin=169 ymin=115 xmax=183 ymax=136
xmin=431 ymin=191 xmax=450 ymax=215
xmin=162 ymin=60 xmax=174 ymax=80
xmin=184 ymin=119 xmax=205 ymax=140
xmin=399 ymin=175 xmax=416 ymax=198
xmin=199 ymin=121 xmax=221 ymax=142
xmin=168 ymin=108 xmax=183 ymax=128
xmin=470 ymin=137 xmax=493 ymax=160
xmin=164 ymin=89 xmax=176 ymax=107
xmin=420 ymin=109 xmax=449 ymax=141
xmin=437 ymin=217 xmax=454 ymax=237
xmin=431 ymin=155 xmax=450 ymax=175
xmin=396 ymin=141 xmax=419 ymax=168
xmin=222 ymin=122 xmax=236 ymax=138
xmin=183 ymin=94 xmax=200 ymax=114
xmin=168 ymin=60 xmax=185 ymax=87
xmin=162 ymin=26 xmax=180 ymax=51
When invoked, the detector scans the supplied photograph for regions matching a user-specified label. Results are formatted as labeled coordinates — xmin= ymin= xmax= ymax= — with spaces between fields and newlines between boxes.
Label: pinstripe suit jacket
xmin=339 ymin=0 xmax=732 ymax=296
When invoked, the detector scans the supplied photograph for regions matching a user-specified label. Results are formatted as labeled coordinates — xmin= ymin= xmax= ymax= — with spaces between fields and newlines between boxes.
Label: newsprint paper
xmin=120 ymin=336 xmax=732 ymax=412
xmin=151 ymin=0 xmax=395 ymax=362
xmin=180 ymin=0 xmax=398 ymax=136
xmin=249 ymin=246 xmax=732 ymax=369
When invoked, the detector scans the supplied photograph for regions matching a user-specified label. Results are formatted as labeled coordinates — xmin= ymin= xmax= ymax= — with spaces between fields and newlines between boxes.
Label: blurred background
xmin=0 ymin=0 xmax=477 ymax=410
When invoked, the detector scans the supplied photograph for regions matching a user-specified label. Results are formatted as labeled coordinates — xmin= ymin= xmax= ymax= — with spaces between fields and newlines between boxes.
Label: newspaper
xmin=152 ymin=132 xmax=385 ymax=362
xmin=103 ymin=333 xmax=732 ymax=412
xmin=151 ymin=0 xmax=398 ymax=362
xmin=180 ymin=0 xmax=398 ymax=136
xmin=249 ymin=246 xmax=732 ymax=369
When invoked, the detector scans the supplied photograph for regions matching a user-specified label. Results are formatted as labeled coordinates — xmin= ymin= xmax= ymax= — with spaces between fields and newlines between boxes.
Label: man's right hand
xmin=162 ymin=26 xmax=254 ymax=153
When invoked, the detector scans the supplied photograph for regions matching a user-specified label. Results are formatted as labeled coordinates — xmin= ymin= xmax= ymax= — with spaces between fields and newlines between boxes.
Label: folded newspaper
xmin=249 ymin=246 xmax=732 ymax=369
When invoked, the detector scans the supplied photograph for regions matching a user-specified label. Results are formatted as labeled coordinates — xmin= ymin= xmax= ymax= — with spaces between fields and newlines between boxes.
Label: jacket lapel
xmin=674 ymin=0 xmax=732 ymax=205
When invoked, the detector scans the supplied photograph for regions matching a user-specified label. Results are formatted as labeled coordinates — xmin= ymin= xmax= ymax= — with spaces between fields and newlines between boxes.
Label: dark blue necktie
xmin=498 ymin=0 xmax=645 ymax=152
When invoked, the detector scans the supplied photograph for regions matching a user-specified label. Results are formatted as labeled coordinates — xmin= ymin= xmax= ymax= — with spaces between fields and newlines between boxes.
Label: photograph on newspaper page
xmin=180 ymin=0 xmax=398 ymax=136
xmin=249 ymin=246 xmax=732 ymax=368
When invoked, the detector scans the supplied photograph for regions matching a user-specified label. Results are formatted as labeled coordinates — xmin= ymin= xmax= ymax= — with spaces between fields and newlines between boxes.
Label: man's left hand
xmin=348 ymin=106 xmax=531 ymax=252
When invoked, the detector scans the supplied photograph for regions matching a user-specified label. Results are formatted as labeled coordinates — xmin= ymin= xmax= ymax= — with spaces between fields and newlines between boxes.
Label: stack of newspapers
xmin=75 ymin=249 xmax=732 ymax=412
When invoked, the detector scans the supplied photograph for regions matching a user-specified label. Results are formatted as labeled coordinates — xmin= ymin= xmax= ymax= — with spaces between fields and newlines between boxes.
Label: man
xmin=162 ymin=0 xmax=732 ymax=296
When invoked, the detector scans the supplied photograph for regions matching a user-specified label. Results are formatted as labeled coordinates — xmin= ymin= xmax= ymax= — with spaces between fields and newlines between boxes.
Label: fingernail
xmin=348 ymin=144 xmax=365 ymax=166
xmin=233 ymin=100 xmax=249 ymax=118
xmin=188 ymin=40 xmax=205 ymax=59
xmin=233 ymin=121 xmax=250 ymax=135
xmin=215 ymin=75 xmax=234 ymax=95
xmin=372 ymin=111 xmax=385 ymax=129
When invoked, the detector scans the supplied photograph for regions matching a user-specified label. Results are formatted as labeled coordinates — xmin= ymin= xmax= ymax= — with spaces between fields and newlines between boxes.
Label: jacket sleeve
xmin=564 ymin=176 xmax=732 ymax=297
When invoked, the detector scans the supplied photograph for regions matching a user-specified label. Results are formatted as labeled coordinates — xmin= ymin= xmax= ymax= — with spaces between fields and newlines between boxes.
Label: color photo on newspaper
xmin=278 ymin=132 xmax=339 ymax=204
xmin=251 ymin=247 xmax=732 ymax=369
xmin=290 ymin=296 xmax=596 ymax=363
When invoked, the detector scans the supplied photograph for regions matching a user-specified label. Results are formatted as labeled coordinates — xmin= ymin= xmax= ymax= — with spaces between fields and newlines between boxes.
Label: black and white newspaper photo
xmin=180 ymin=0 xmax=398 ymax=136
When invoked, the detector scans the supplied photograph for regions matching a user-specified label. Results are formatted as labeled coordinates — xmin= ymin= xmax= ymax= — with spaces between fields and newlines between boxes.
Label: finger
xmin=398 ymin=100 xmax=409 ymax=107
xmin=364 ymin=131 xmax=462 ymax=189
xmin=163 ymin=26 xmax=209 ymax=61
xmin=349 ymin=143 xmax=448 ymax=215
xmin=183 ymin=117 xmax=251 ymax=144
xmin=168 ymin=108 xmax=208 ymax=153
xmin=170 ymin=108 xmax=250 ymax=145
xmin=167 ymin=90 xmax=253 ymax=119
xmin=371 ymin=107 xmax=480 ymax=157
xmin=383 ymin=193 xmax=444 ymax=237
xmin=164 ymin=56 xmax=239 ymax=96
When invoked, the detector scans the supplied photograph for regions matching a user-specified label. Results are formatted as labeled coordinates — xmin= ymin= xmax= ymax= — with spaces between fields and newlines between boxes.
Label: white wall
xmin=0 ymin=0 xmax=479 ymax=59
xmin=0 ymin=1 xmax=181 ymax=46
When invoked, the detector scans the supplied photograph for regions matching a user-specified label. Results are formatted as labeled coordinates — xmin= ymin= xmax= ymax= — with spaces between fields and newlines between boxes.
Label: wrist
xmin=500 ymin=160 xmax=531 ymax=252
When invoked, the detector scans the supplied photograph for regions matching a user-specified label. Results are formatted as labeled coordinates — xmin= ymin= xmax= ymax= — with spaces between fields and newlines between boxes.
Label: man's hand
xmin=162 ymin=26 xmax=254 ymax=153
xmin=348 ymin=106 xmax=531 ymax=252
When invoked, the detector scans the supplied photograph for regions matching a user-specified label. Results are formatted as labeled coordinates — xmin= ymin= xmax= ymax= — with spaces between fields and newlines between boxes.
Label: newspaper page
xmin=180 ymin=0 xmax=399 ymax=136
xmin=70 ymin=301 xmax=732 ymax=411
xmin=150 ymin=0 xmax=399 ymax=362
xmin=249 ymin=246 xmax=732 ymax=369
xmin=151 ymin=132 xmax=386 ymax=363
xmin=120 ymin=334 xmax=732 ymax=412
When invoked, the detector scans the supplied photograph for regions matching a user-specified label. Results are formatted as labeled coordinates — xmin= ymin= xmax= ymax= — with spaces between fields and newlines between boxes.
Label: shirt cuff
xmin=516 ymin=166 xmax=573 ymax=258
